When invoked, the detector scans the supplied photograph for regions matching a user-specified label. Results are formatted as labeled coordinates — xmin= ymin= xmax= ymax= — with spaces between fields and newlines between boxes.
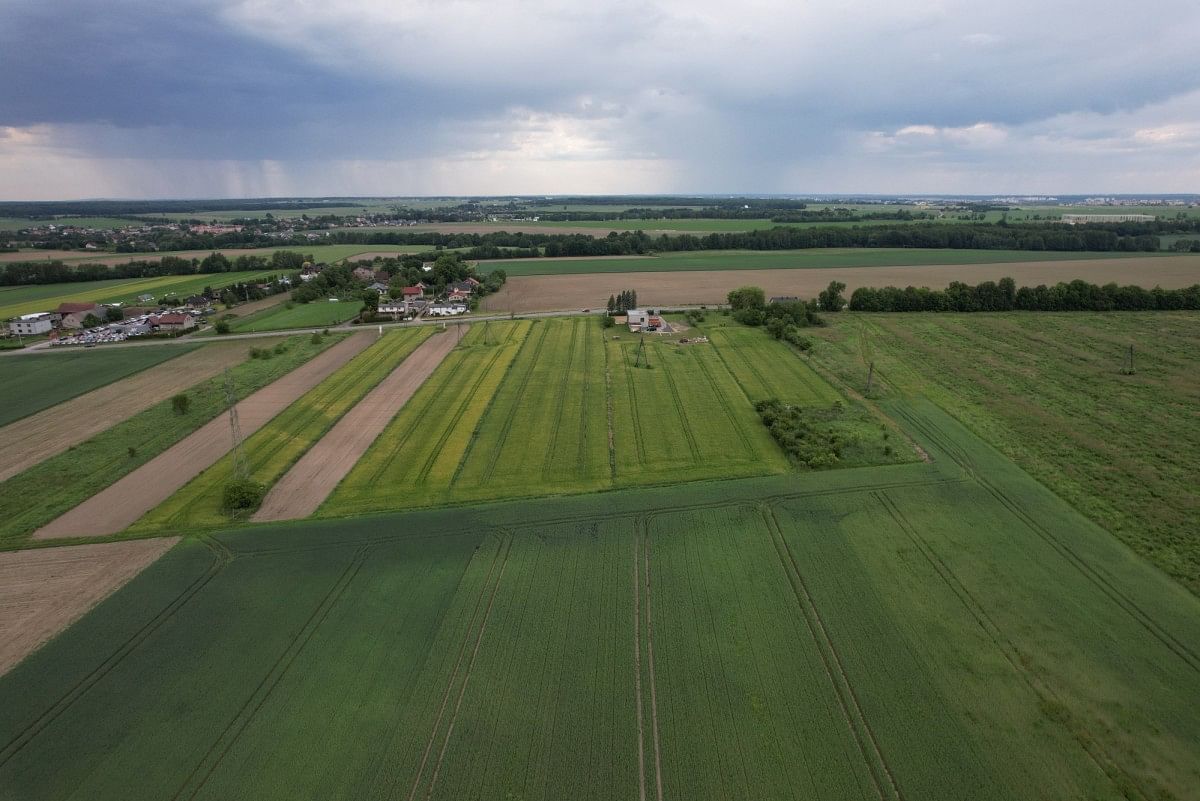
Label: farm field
xmin=483 ymin=255 xmax=1200 ymax=312
xmin=0 ymin=345 xmax=193 ymax=427
xmin=321 ymin=316 xmax=903 ymax=517
xmin=0 ymin=343 xmax=259 ymax=482
xmin=2 ymin=401 xmax=1198 ymax=800
xmin=0 ymin=244 xmax=430 ymax=268
xmin=482 ymin=248 xmax=1183 ymax=277
xmin=0 ymin=270 xmax=284 ymax=320
xmin=0 ymin=333 xmax=343 ymax=549
xmin=807 ymin=311 xmax=1200 ymax=595
xmin=131 ymin=328 xmax=432 ymax=532
xmin=222 ymin=298 xmax=363 ymax=332
xmin=0 ymin=217 xmax=145 ymax=231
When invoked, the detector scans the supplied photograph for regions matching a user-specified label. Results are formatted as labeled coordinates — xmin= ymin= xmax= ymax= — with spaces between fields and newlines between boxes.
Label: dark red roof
xmin=56 ymin=302 xmax=98 ymax=314
xmin=152 ymin=313 xmax=190 ymax=324
xmin=402 ymin=286 xmax=422 ymax=295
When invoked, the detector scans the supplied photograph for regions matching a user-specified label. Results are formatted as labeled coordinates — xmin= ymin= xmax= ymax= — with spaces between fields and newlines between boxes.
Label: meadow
xmin=130 ymin=328 xmax=431 ymax=532
xmin=0 ymin=345 xmax=193 ymax=427
xmin=0 ymin=334 xmax=343 ymax=548
xmin=2 ymin=400 xmax=1197 ymax=800
xmin=221 ymin=298 xmax=364 ymax=332
xmin=0 ymin=217 xmax=141 ymax=231
xmin=0 ymin=270 xmax=283 ymax=320
xmin=321 ymin=315 xmax=895 ymax=516
xmin=806 ymin=311 xmax=1200 ymax=595
xmin=483 ymin=247 xmax=1171 ymax=277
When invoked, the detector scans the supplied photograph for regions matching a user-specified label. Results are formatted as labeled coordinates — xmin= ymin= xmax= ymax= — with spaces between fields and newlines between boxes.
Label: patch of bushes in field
xmin=755 ymin=399 xmax=846 ymax=469
xmin=222 ymin=478 xmax=266 ymax=516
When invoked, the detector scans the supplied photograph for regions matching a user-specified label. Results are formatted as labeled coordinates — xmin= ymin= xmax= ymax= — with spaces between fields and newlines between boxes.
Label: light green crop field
xmin=0 ymin=270 xmax=283 ymax=320
xmin=323 ymin=316 xmax=892 ymax=515
xmin=224 ymin=298 xmax=363 ymax=332
xmin=2 ymin=399 xmax=1198 ymax=800
xmin=131 ymin=328 xmax=432 ymax=532
xmin=807 ymin=310 xmax=1200 ymax=595
xmin=0 ymin=345 xmax=193 ymax=427
xmin=483 ymin=248 xmax=1169 ymax=276
xmin=0 ymin=217 xmax=142 ymax=231
xmin=0 ymin=334 xmax=344 ymax=549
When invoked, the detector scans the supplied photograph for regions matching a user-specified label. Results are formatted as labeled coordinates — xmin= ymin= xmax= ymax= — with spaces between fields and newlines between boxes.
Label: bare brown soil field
xmin=252 ymin=330 xmax=458 ymax=521
xmin=0 ymin=537 xmax=178 ymax=675
xmin=483 ymin=257 xmax=1200 ymax=312
xmin=406 ymin=223 xmax=613 ymax=237
xmin=33 ymin=332 xmax=374 ymax=539
xmin=0 ymin=250 xmax=89 ymax=263
xmin=0 ymin=247 xmax=301 ymax=265
xmin=0 ymin=343 xmax=264 ymax=482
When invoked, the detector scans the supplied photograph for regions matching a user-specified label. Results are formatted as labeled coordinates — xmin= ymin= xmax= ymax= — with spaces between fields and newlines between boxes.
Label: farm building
xmin=428 ymin=303 xmax=467 ymax=317
xmin=9 ymin=313 xmax=54 ymax=337
xmin=401 ymin=286 xmax=425 ymax=298
xmin=149 ymin=313 xmax=196 ymax=332
xmin=55 ymin=302 xmax=102 ymax=329
xmin=625 ymin=309 xmax=668 ymax=332
xmin=1060 ymin=214 xmax=1155 ymax=224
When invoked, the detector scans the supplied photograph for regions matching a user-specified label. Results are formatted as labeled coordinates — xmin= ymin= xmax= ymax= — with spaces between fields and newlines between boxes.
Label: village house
xmin=55 ymin=302 xmax=102 ymax=329
xmin=366 ymin=282 xmax=390 ymax=294
xmin=149 ymin=312 xmax=196 ymax=332
xmin=9 ymin=312 xmax=54 ymax=337
xmin=373 ymin=269 xmax=390 ymax=284
xmin=401 ymin=285 xmax=425 ymax=300
xmin=352 ymin=266 xmax=375 ymax=283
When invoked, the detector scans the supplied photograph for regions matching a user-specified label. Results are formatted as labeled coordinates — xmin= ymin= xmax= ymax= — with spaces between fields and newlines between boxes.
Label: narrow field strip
xmin=132 ymin=328 xmax=433 ymax=531
xmin=252 ymin=330 xmax=456 ymax=521
xmin=0 ymin=346 xmax=257 ymax=482
xmin=0 ymin=538 xmax=179 ymax=676
xmin=32 ymin=333 xmax=375 ymax=539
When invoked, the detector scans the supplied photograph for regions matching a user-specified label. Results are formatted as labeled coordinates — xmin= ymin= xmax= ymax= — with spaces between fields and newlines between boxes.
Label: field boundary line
xmin=576 ymin=318 xmax=597 ymax=480
xmin=760 ymin=505 xmax=903 ymax=801
xmin=420 ymin=532 xmax=514 ymax=801
xmin=892 ymin=403 xmax=1200 ymax=674
xmin=632 ymin=523 xmax=648 ymax=801
xmin=0 ymin=537 xmax=232 ymax=767
xmin=604 ymin=337 xmax=618 ymax=479
xmin=541 ymin=319 xmax=579 ymax=481
xmin=873 ymin=491 xmax=1152 ymax=800
xmin=621 ymin=340 xmax=649 ymax=464
xmin=172 ymin=545 xmax=370 ymax=801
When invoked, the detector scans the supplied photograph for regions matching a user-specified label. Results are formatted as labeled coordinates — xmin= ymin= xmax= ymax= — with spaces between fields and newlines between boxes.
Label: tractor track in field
xmin=656 ymin=344 xmax=703 ymax=462
xmin=760 ymin=505 xmax=904 ymax=801
xmin=576 ymin=320 xmax=596 ymax=480
xmin=405 ymin=532 xmax=512 ymax=801
xmin=412 ymin=341 xmax=511 ymax=486
xmin=632 ymin=524 xmax=649 ymax=801
xmin=891 ymin=404 xmax=1200 ymax=676
xmin=172 ymin=546 xmax=370 ymax=801
xmin=687 ymin=347 xmax=757 ymax=457
xmin=621 ymin=343 xmax=649 ymax=464
xmin=603 ymin=340 xmax=617 ymax=480
xmin=873 ymin=491 xmax=1153 ymax=800
xmin=636 ymin=518 xmax=665 ymax=801
xmin=541 ymin=320 xmax=580 ymax=481
xmin=0 ymin=536 xmax=233 ymax=768
xmin=475 ymin=322 xmax=546 ymax=483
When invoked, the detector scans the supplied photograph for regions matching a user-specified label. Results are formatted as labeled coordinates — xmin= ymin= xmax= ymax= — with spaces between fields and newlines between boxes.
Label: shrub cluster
xmin=755 ymin=399 xmax=845 ymax=469
xmin=222 ymin=478 xmax=266 ymax=516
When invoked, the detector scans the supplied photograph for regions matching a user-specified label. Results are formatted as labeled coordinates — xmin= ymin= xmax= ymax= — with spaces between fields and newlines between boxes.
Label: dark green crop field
xmin=0 ymin=346 xmax=194 ymax=427
xmin=2 ymin=401 xmax=1198 ymax=800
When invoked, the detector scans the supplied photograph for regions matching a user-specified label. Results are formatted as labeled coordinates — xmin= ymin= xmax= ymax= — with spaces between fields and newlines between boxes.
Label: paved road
xmin=1 ymin=306 xmax=713 ymax=356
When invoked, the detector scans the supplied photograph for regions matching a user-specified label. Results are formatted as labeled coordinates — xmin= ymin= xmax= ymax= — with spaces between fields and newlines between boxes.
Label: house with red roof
xmin=149 ymin=312 xmax=196 ymax=332
xmin=55 ymin=302 xmax=102 ymax=329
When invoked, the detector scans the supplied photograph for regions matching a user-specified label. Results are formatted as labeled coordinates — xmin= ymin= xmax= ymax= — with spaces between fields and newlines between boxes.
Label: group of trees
xmin=606 ymin=290 xmax=638 ymax=313
xmin=726 ymin=285 xmax=829 ymax=349
xmin=754 ymin=399 xmax=845 ymax=469
xmin=847 ymin=277 xmax=1200 ymax=312
xmin=0 ymin=250 xmax=311 ymax=287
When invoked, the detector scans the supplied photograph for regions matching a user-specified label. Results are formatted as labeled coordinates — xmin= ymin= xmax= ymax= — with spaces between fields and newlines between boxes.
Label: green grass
xmin=806 ymin=311 xmax=1200 ymax=596
xmin=3 ymin=399 xmax=1198 ymax=799
xmin=0 ymin=345 xmax=194 ymax=426
xmin=483 ymin=248 xmax=1177 ymax=276
xmin=223 ymin=298 xmax=364 ymax=332
xmin=0 ymin=217 xmax=142 ymax=231
xmin=0 ymin=334 xmax=346 ymax=548
xmin=0 ymin=270 xmax=284 ymax=320
xmin=131 ymin=328 xmax=432 ymax=532
xmin=323 ymin=316 xmax=898 ymax=517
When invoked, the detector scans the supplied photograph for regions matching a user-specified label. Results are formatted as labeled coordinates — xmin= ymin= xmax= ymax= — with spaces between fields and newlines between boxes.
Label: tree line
xmin=0 ymin=250 xmax=311 ymax=287
xmin=847 ymin=278 xmax=1200 ymax=312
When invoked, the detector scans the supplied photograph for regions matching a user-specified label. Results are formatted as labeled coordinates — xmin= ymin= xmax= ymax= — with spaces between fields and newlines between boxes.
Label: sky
xmin=2 ymin=0 xmax=1200 ymax=199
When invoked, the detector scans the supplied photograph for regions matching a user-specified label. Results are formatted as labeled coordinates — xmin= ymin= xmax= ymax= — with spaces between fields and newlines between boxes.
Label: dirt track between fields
xmin=482 ymin=257 xmax=1200 ymax=312
xmin=33 ymin=332 xmax=375 ymax=539
xmin=0 ymin=342 xmax=270 ymax=482
xmin=252 ymin=330 xmax=458 ymax=521
xmin=0 ymin=537 xmax=178 ymax=675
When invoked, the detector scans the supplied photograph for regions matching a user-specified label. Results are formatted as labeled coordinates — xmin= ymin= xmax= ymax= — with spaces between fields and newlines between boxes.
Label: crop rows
xmin=706 ymin=326 xmax=840 ymax=405
xmin=131 ymin=328 xmax=432 ymax=531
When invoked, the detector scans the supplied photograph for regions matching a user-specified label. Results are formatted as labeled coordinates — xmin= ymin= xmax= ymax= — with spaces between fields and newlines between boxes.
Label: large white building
xmin=9 ymin=313 xmax=54 ymax=337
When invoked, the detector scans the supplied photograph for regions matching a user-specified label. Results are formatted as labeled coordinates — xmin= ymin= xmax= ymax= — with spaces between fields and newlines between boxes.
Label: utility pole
xmin=223 ymin=368 xmax=249 ymax=482
xmin=1125 ymin=344 xmax=1135 ymax=375
xmin=865 ymin=362 xmax=875 ymax=395
xmin=634 ymin=335 xmax=650 ymax=369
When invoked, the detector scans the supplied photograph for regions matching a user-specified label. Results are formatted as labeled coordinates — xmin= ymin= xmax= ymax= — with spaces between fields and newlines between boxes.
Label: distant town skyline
xmin=3 ymin=1 xmax=1199 ymax=199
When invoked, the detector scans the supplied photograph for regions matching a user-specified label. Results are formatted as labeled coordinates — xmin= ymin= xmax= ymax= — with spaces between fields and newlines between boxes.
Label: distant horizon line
xmin=3 ymin=193 xmax=1200 ymax=204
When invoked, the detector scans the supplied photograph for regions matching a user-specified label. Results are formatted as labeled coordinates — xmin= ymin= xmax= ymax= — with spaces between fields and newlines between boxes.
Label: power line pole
xmin=865 ymin=362 xmax=875 ymax=395
xmin=223 ymin=368 xmax=249 ymax=482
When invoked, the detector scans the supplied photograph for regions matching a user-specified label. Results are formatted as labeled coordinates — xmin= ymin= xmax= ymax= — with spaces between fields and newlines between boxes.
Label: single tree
xmin=818 ymin=281 xmax=847 ymax=312
xmin=171 ymin=393 xmax=190 ymax=415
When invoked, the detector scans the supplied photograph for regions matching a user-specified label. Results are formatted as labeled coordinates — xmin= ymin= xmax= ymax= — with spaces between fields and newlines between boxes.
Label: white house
xmin=9 ymin=312 xmax=54 ymax=337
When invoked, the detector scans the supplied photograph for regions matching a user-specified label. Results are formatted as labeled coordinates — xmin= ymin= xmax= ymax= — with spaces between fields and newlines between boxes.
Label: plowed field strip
xmin=252 ymin=332 xmax=457 ymax=521
xmin=33 ymin=333 xmax=374 ymax=539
